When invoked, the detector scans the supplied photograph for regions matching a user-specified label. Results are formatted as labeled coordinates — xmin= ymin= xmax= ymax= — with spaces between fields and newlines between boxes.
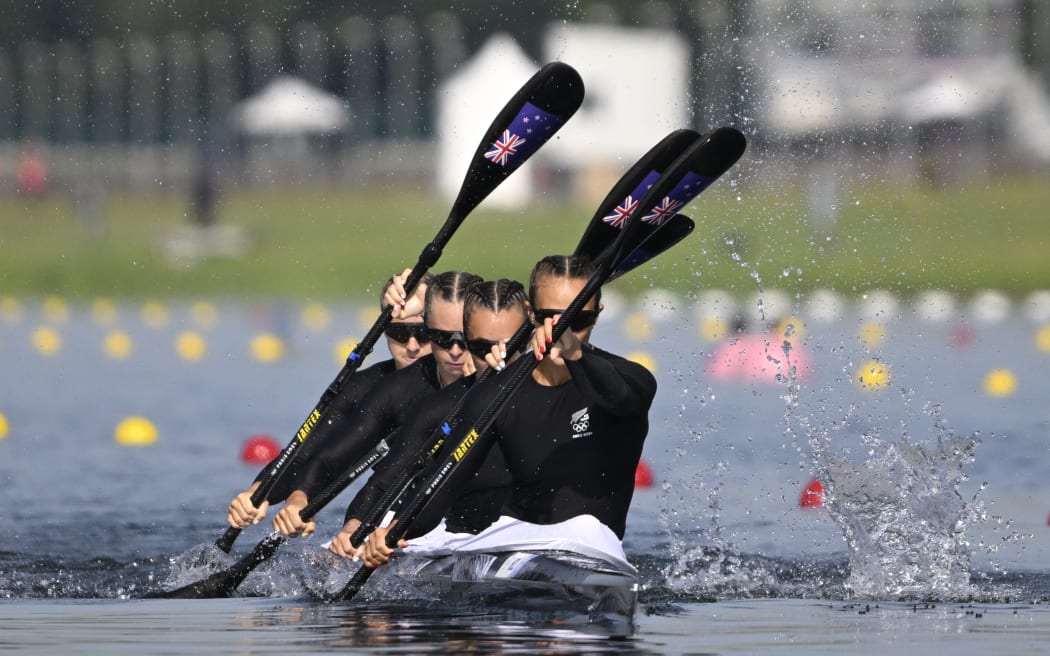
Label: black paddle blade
xmin=606 ymin=126 xmax=747 ymax=268
xmin=574 ymin=129 xmax=700 ymax=264
xmin=608 ymin=213 xmax=695 ymax=282
xmin=450 ymin=61 xmax=585 ymax=222
xmin=148 ymin=533 xmax=286 ymax=599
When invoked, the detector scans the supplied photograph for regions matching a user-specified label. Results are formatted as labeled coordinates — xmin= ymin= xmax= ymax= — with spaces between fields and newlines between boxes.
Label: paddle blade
xmin=574 ymin=129 xmax=700 ymax=264
xmin=148 ymin=533 xmax=286 ymax=599
xmin=605 ymin=126 xmax=747 ymax=267
xmin=450 ymin=61 xmax=585 ymax=222
xmin=608 ymin=213 xmax=695 ymax=282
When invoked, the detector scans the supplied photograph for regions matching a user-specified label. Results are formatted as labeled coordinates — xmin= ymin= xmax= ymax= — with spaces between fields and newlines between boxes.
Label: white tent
xmin=899 ymin=74 xmax=990 ymax=124
xmin=436 ymin=34 xmax=539 ymax=209
xmin=232 ymin=75 xmax=350 ymax=136
xmin=541 ymin=23 xmax=690 ymax=165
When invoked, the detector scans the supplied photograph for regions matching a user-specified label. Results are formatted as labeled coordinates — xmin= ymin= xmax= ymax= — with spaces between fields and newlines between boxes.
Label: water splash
xmin=792 ymin=395 xmax=1025 ymax=601
xmin=162 ymin=542 xmax=234 ymax=591
xmin=824 ymin=431 xmax=983 ymax=599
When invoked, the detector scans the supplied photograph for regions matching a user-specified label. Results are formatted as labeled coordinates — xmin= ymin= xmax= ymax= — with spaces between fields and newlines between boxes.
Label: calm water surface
xmin=2 ymin=298 xmax=1049 ymax=654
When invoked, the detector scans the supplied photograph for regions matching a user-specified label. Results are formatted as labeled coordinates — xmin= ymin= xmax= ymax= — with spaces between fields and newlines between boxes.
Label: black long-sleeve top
xmin=255 ymin=358 xmax=397 ymax=503
xmin=343 ymin=373 xmax=511 ymax=538
xmin=289 ymin=355 xmax=442 ymax=499
xmin=404 ymin=346 xmax=656 ymax=541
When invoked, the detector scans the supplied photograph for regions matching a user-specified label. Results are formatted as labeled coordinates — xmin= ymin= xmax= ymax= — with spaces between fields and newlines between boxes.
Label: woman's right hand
xmin=272 ymin=491 xmax=317 ymax=537
xmin=227 ymin=483 xmax=269 ymax=528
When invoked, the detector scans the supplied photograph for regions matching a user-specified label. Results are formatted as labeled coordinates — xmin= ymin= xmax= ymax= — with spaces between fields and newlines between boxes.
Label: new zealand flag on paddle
xmin=484 ymin=101 xmax=564 ymax=171
xmin=602 ymin=170 xmax=661 ymax=230
xmin=641 ymin=171 xmax=716 ymax=226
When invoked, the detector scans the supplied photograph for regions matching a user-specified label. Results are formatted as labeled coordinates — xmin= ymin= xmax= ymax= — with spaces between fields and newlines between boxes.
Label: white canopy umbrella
xmin=899 ymin=74 xmax=990 ymax=124
xmin=233 ymin=75 xmax=350 ymax=136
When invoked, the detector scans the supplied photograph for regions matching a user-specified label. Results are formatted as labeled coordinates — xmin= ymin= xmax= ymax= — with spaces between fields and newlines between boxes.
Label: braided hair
xmin=423 ymin=271 xmax=484 ymax=323
xmin=463 ymin=279 xmax=528 ymax=328
xmin=528 ymin=254 xmax=600 ymax=308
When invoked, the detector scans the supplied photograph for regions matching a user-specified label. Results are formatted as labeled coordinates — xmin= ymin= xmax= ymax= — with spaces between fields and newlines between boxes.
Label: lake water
xmin=2 ymin=293 xmax=1050 ymax=654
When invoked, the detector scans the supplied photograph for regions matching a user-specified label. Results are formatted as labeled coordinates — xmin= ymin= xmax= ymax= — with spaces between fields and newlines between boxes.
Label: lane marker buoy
xmin=800 ymin=479 xmax=825 ymax=508
xmin=334 ymin=337 xmax=358 ymax=364
xmin=250 ymin=333 xmax=285 ymax=363
xmin=31 ymin=326 xmax=62 ymax=356
xmin=855 ymin=359 xmax=891 ymax=391
xmin=141 ymin=300 xmax=169 ymax=329
xmin=115 ymin=416 xmax=158 ymax=446
xmin=175 ymin=331 xmax=207 ymax=361
xmin=1035 ymin=325 xmax=1050 ymax=354
xmin=241 ymin=435 xmax=281 ymax=464
xmin=626 ymin=351 xmax=656 ymax=374
xmin=623 ymin=312 xmax=652 ymax=341
xmin=1 ymin=296 xmax=22 ymax=324
xmin=698 ymin=315 xmax=730 ymax=342
xmin=42 ymin=296 xmax=70 ymax=324
xmin=91 ymin=298 xmax=118 ymax=326
xmin=190 ymin=301 xmax=219 ymax=329
xmin=634 ymin=460 xmax=653 ymax=488
xmin=301 ymin=302 xmax=331 ymax=332
xmin=983 ymin=368 xmax=1017 ymax=397
xmin=103 ymin=330 xmax=134 ymax=360
xmin=858 ymin=322 xmax=886 ymax=349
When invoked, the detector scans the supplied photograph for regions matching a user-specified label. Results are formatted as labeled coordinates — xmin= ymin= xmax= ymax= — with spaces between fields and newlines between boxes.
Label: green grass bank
xmin=1 ymin=175 xmax=1046 ymax=301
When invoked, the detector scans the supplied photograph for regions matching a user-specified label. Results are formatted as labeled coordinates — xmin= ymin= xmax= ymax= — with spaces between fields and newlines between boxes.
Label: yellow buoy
xmin=115 ymin=416 xmax=158 ymax=446
xmin=983 ymin=368 xmax=1017 ymax=397
xmin=858 ymin=322 xmax=886 ymax=349
xmin=141 ymin=300 xmax=169 ymax=329
xmin=358 ymin=306 xmax=381 ymax=330
xmin=0 ymin=412 xmax=9 ymax=439
xmin=175 ymin=331 xmax=207 ymax=361
xmin=775 ymin=316 xmax=806 ymax=343
xmin=624 ymin=312 xmax=652 ymax=341
xmin=250 ymin=333 xmax=286 ymax=363
xmin=333 ymin=337 xmax=358 ymax=363
xmin=1 ymin=296 xmax=23 ymax=324
xmin=1035 ymin=325 xmax=1050 ymax=354
xmin=699 ymin=316 xmax=729 ymax=342
xmin=301 ymin=302 xmax=332 ymax=332
xmin=91 ymin=298 xmax=118 ymax=326
xmin=189 ymin=301 xmax=219 ymax=329
xmin=855 ymin=359 xmax=891 ymax=391
xmin=42 ymin=295 xmax=69 ymax=324
xmin=103 ymin=330 xmax=134 ymax=360
xmin=32 ymin=326 xmax=62 ymax=356
xmin=626 ymin=351 xmax=657 ymax=374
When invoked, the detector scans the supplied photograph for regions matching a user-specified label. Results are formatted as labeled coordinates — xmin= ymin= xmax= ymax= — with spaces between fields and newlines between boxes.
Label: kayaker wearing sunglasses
xmin=229 ymin=270 xmax=480 ymax=533
xmin=227 ymin=273 xmax=434 ymax=526
xmin=266 ymin=270 xmax=483 ymax=538
xmin=326 ymin=279 xmax=529 ymax=558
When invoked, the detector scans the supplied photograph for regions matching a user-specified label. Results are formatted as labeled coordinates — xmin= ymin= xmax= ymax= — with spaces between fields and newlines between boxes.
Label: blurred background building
xmin=0 ymin=0 xmax=1047 ymax=197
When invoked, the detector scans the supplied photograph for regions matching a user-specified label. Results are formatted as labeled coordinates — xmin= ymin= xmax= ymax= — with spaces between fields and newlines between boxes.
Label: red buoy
xmin=949 ymin=324 xmax=976 ymax=349
xmin=634 ymin=460 xmax=654 ymax=488
xmin=241 ymin=435 xmax=281 ymax=464
xmin=800 ymin=479 xmax=825 ymax=508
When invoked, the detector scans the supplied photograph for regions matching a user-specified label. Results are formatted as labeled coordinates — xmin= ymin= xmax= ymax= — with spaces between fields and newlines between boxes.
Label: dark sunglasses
xmin=465 ymin=338 xmax=503 ymax=359
xmin=384 ymin=322 xmax=430 ymax=344
xmin=532 ymin=308 xmax=600 ymax=331
xmin=427 ymin=328 xmax=467 ymax=351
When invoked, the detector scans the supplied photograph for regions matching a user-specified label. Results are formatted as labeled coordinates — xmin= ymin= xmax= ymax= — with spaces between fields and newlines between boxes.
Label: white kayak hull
xmin=386 ymin=549 xmax=639 ymax=627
